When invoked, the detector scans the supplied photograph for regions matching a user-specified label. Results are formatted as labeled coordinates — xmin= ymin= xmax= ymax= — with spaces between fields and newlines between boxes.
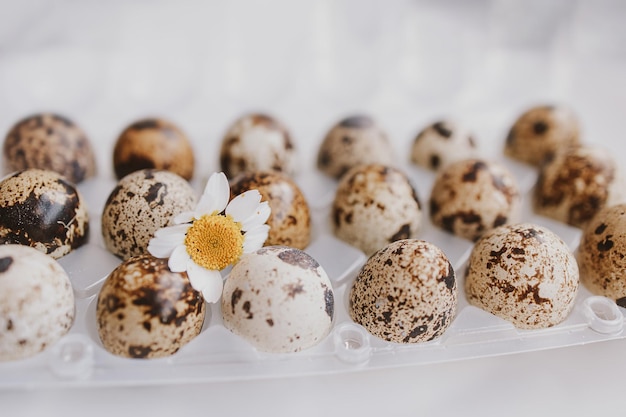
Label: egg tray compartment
xmin=1 ymin=161 xmax=625 ymax=390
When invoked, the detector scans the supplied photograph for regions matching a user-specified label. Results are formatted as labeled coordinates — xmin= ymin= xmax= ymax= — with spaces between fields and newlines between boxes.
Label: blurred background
xmin=1 ymin=0 xmax=625 ymax=180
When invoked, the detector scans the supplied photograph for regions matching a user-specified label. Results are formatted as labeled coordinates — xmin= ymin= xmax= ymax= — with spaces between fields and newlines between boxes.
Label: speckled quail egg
xmin=465 ymin=223 xmax=579 ymax=329
xmin=410 ymin=119 xmax=478 ymax=171
xmin=504 ymin=105 xmax=580 ymax=166
xmin=113 ymin=118 xmax=195 ymax=181
xmin=101 ymin=169 xmax=196 ymax=260
xmin=349 ymin=239 xmax=457 ymax=343
xmin=221 ymin=246 xmax=334 ymax=353
xmin=317 ymin=115 xmax=394 ymax=179
xmin=96 ymin=254 xmax=205 ymax=359
xmin=0 ymin=169 xmax=89 ymax=259
xmin=229 ymin=171 xmax=311 ymax=250
xmin=533 ymin=146 xmax=625 ymax=229
xmin=0 ymin=244 xmax=75 ymax=362
xmin=429 ymin=159 xmax=520 ymax=242
xmin=3 ymin=113 xmax=96 ymax=184
xmin=332 ymin=164 xmax=422 ymax=256
xmin=577 ymin=204 xmax=626 ymax=307
xmin=219 ymin=113 xmax=296 ymax=179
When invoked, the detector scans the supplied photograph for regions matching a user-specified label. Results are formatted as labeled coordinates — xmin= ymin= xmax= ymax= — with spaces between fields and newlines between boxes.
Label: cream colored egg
xmin=410 ymin=119 xmax=478 ymax=171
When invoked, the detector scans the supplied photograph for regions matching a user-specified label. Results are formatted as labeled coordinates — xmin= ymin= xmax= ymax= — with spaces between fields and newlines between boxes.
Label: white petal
xmin=226 ymin=189 xmax=262 ymax=223
xmin=187 ymin=263 xmax=223 ymax=303
xmin=243 ymin=224 xmax=270 ymax=253
xmin=154 ymin=224 xmax=189 ymax=241
xmin=168 ymin=245 xmax=191 ymax=272
xmin=174 ymin=210 xmax=195 ymax=224
xmin=196 ymin=172 xmax=230 ymax=215
xmin=240 ymin=201 xmax=271 ymax=232
xmin=148 ymin=233 xmax=182 ymax=258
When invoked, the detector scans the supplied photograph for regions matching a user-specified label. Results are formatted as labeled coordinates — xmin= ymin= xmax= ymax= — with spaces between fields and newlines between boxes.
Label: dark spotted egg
xmin=230 ymin=171 xmax=311 ymax=250
xmin=113 ymin=118 xmax=195 ymax=181
xmin=331 ymin=164 xmax=422 ymax=256
xmin=429 ymin=159 xmax=520 ymax=241
xmin=317 ymin=115 xmax=394 ymax=179
xmin=349 ymin=239 xmax=457 ymax=343
xmin=0 ymin=244 xmax=75 ymax=362
xmin=221 ymin=246 xmax=334 ymax=353
xmin=504 ymin=104 xmax=580 ymax=166
xmin=410 ymin=119 xmax=478 ymax=171
xmin=101 ymin=169 xmax=196 ymax=260
xmin=465 ymin=223 xmax=579 ymax=329
xmin=3 ymin=113 xmax=96 ymax=184
xmin=96 ymin=254 xmax=205 ymax=359
xmin=219 ymin=113 xmax=296 ymax=179
xmin=0 ymin=169 xmax=89 ymax=259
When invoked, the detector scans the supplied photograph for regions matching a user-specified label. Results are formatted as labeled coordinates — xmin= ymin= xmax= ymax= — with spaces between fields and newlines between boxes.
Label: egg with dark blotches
xmin=101 ymin=169 xmax=196 ymax=260
xmin=221 ymin=246 xmax=334 ymax=353
xmin=465 ymin=223 xmax=579 ymax=329
xmin=349 ymin=239 xmax=457 ymax=343
xmin=410 ymin=119 xmax=478 ymax=171
xmin=96 ymin=254 xmax=205 ymax=359
xmin=429 ymin=159 xmax=520 ymax=242
xmin=504 ymin=105 xmax=580 ymax=166
xmin=317 ymin=115 xmax=394 ymax=179
xmin=3 ymin=113 xmax=96 ymax=184
xmin=0 ymin=169 xmax=89 ymax=259
xmin=229 ymin=171 xmax=311 ymax=249
xmin=0 ymin=244 xmax=75 ymax=362
xmin=113 ymin=118 xmax=195 ymax=181
xmin=219 ymin=113 xmax=296 ymax=179
xmin=533 ymin=146 xmax=625 ymax=229
xmin=577 ymin=204 xmax=626 ymax=307
xmin=332 ymin=164 xmax=422 ymax=256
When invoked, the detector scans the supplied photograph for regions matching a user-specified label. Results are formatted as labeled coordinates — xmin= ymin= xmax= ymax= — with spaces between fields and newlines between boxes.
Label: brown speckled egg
xmin=0 ymin=244 xmax=74 ymax=362
xmin=577 ymin=204 xmax=626 ymax=307
xmin=411 ymin=119 xmax=478 ymax=171
xmin=429 ymin=159 xmax=520 ymax=242
xmin=533 ymin=146 xmax=625 ymax=229
xmin=349 ymin=239 xmax=456 ymax=343
xmin=221 ymin=246 xmax=334 ymax=353
xmin=0 ymin=169 xmax=89 ymax=259
xmin=504 ymin=105 xmax=580 ymax=166
xmin=317 ymin=115 xmax=394 ymax=179
xmin=465 ymin=223 xmax=579 ymax=329
xmin=96 ymin=254 xmax=205 ymax=359
xmin=3 ymin=113 xmax=96 ymax=184
xmin=219 ymin=113 xmax=296 ymax=179
xmin=230 ymin=171 xmax=311 ymax=249
xmin=332 ymin=164 xmax=422 ymax=256
xmin=113 ymin=118 xmax=195 ymax=181
xmin=101 ymin=169 xmax=196 ymax=260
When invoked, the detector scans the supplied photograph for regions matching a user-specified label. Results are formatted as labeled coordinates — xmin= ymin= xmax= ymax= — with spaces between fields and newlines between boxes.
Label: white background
xmin=1 ymin=0 xmax=626 ymax=415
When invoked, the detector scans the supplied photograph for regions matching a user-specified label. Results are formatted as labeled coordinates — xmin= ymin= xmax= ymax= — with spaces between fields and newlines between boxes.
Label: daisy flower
xmin=148 ymin=172 xmax=270 ymax=303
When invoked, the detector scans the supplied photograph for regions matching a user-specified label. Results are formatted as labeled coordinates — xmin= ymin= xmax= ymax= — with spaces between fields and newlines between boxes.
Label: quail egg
xmin=96 ymin=254 xmax=205 ymax=359
xmin=113 ymin=118 xmax=195 ymax=181
xmin=429 ymin=159 xmax=520 ymax=241
xmin=410 ymin=119 xmax=478 ymax=171
xmin=0 ymin=244 xmax=75 ymax=362
xmin=504 ymin=104 xmax=580 ymax=166
xmin=349 ymin=239 xmax=457 ymax=343
xmin=465 ymin=223 xmax=579 ymax=329
xmin=533 ymin=146 xmax=625 ymax=229
xmin=219 ymin=113 xmax=296 ymax=179
xmin=229 ymin=171 xmax=311 ymax=249
xmin=577 ymin=204 xmax=626 ymax=307
xmin=221 ymin=246 xmax=334 ymax=353
xmin=317 ymin=115 xmax=394 ymax=179
xmin=332 ymin=164 xmax=422 ymax=256
xmin=3 ymin=113 xmax=96 ymax=184
xmin=101 ymin=169 xmax=196 ymax=260
xmin=0 ymin=169 xmax=89 ymax=259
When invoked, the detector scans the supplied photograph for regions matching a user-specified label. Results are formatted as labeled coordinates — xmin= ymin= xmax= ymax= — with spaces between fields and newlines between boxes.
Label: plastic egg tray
xmin=1 ymin=158 xmax=625 ymax=389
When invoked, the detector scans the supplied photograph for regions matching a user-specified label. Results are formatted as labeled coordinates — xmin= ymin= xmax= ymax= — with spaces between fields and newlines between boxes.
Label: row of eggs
xmin=2 ymin=104 xmax=626 ymax=363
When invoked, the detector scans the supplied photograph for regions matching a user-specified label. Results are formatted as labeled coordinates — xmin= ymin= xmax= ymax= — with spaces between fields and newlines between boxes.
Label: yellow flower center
xmin=184 ymin=214 xmax=244 ymax=271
